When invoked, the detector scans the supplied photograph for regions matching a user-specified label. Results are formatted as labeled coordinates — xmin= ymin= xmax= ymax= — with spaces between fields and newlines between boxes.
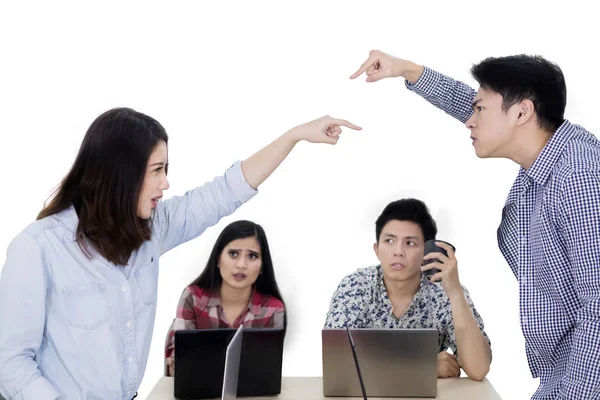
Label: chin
xmin=137 ymin=210 xmax=152 ymax=220
xmin=386 ymin=269 xmax=419 ymax=281
xmin=226 ymin=280 xmax=251 ymax=289
xmin=473 ymin=145 xmax=496 ymax=159
xmin=474 ymin=149 xmax=490 ymax=159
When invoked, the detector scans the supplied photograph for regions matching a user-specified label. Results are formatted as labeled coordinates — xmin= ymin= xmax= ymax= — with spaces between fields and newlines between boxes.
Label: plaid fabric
xmin=406 ymin=67 xmax=600 ymax=400
xmin=165 ymin=285 xmax=284 ymax=358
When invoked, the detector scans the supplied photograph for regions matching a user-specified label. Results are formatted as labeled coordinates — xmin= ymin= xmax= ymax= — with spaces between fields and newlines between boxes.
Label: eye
xmin=228 ymin=250 xmax=238 ymax=258
xmin=476 ymin=106 xmax=484 ymax=112
xmin=249 ymin=253 xmax=259 ymax=260
xmin=385 ymin=238 xmax=393 ymax=244
xmin=407 ymin=241 xmax=416 ymax=246
xmin=154 ymin=167 xmax=163 ymax=173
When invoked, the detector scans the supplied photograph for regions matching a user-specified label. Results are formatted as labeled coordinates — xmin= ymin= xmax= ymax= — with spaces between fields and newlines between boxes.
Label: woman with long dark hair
xmin=164 ymin=220 xmax=285 ymax=376
xmin=0 ymin=108 xmax=359 ymax=400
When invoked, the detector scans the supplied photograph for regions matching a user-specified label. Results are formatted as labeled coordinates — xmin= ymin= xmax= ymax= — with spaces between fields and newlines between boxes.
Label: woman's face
xmin=137 ymin=141 xmax=169 ymax=219
xmin=218 ymin=236 xmax=263 ymax=291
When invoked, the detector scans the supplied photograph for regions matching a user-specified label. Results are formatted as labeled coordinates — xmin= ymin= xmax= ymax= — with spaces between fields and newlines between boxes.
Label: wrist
xmin=283 ymin=127 xmax=302 ymax=144
xmin=400 ymin=61 xmax=425 ymax=84
xmin=446 ymin=285 xmax=465 ymax=303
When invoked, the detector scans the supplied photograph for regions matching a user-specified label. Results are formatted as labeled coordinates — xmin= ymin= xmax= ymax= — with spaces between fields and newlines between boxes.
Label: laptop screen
xmin=222 ymin=325 xmax=244 ymax=400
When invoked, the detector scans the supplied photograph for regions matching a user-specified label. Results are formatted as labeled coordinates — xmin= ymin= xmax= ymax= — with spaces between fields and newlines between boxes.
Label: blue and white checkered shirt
xmin=406 ymin=67 xmax=600 ymax=400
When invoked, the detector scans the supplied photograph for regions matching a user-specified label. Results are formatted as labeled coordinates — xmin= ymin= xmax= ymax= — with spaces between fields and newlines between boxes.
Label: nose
xmin=466 ymin=114 xmax=476 ymax=129
xmin=160 ymin=174 xmax=170 ymax=191
xmin=393 ymin=243 xmax=405 ymax=258
xmin=236 ymin=258 xmax=248 ymax=269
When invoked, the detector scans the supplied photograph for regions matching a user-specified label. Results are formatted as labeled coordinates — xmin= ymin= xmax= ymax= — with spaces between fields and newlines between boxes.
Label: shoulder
xmin=554 ymin=126 xmax=600 ymax=184
xmin=20 ymin=213 xmax=63 ymax=243
xmin=5 ymin=214 xmax=67 ymax=264
xmin=336 ymin=265 xmax=381 ymax=292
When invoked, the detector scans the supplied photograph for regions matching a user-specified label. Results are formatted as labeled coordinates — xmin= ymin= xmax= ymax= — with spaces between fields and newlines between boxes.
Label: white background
xmin=1 ymin=1 xmax=598 ymax=399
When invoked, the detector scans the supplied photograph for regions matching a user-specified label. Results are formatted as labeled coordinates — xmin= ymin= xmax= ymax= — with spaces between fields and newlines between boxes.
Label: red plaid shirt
xmin=165 ymin=285 xmax=285 ymax=359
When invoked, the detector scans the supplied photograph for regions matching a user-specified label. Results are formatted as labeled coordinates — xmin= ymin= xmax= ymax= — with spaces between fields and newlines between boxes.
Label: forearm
xmin=404 ymin=66 xmax=476 ymax=124
xmin=241 ymin=130 xmax=299 ymax=189
xmin=448 ymin=291 xmax=491 ymax=380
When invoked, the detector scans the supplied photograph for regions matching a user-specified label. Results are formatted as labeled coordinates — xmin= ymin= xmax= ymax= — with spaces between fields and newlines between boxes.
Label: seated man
xmin=324 ymin=198 xmax=491 ymax=381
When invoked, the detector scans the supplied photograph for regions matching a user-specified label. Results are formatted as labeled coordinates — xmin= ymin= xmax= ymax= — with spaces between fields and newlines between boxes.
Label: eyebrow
xmin=148 ymin=161 xmax=167 ymax=167
xmin=229 ymin=248 xmax=261 ymax=255
xmin=382 ymin=234 xmax=420 ymax=240
xmin=472 ymin=99 xmax=482 ymax=109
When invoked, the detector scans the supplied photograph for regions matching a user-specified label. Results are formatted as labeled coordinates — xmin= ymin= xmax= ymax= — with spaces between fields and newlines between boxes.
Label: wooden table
xmin=146 ymin=376 xmax=502 ymax=399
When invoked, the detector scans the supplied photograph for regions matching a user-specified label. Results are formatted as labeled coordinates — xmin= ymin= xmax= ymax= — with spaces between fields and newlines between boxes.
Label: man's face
xmin=465 ymin=88 xmax=521 ymax=159
xmin=374 ymin=220 xmax=425 ymax=283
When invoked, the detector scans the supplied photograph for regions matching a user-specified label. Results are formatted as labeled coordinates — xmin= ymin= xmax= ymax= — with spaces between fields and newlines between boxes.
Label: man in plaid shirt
xmin=350 ymin=51 xmax=600 ymax=399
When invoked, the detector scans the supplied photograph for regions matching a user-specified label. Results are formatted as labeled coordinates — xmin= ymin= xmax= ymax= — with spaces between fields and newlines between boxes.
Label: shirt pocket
xmin=136 ymin=258 xmax=158 ymax=305
xmin=62 ymin=283 xmax=110 ymax=330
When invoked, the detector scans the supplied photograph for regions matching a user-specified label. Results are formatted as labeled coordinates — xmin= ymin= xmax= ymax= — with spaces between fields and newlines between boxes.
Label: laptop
xmin=174 ymin=328 xmax=284 ymax=399
xmin=322 ymin=328 xmax=438 ymax=398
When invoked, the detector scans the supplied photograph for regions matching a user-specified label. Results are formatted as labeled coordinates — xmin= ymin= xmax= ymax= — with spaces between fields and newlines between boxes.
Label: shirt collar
xmin=58 ymin=206 xmax=79 ymax=243
xmin=504 ymin=120 xmax=575 ymax=207
xmin=526 ymin=120 xmax=575 ymax=186
xmin=202 ymin=287 xmax=264 ymax=315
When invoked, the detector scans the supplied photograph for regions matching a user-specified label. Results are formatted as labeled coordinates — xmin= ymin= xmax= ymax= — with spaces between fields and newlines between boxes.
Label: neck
xmin=383 ymin=272 xmax=421 ymax=300
xmin=509 ymin=126 xmax=553 ymax=170
xmin=219 ymin=283 xmax=252 ymax=307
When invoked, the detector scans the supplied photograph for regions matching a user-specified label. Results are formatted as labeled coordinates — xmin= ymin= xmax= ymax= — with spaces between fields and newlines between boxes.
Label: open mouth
xmin=233 ymin=273 xmax=247 ymax=280
xmin=151 ymin=196 xmax=162 ymax=208
xmin=391 ymin=263 xmax=406 ymax=270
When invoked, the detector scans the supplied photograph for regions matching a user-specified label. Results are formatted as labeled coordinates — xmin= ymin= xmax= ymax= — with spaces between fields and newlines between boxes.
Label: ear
xmin=516 ymin=99 xmax=535 ymax=127
xmin=373 ymin=242 xmax=378 ymax=257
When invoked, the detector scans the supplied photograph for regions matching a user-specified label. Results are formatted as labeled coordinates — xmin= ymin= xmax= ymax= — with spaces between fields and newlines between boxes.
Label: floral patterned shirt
xmin=324 ymin=265 xmax=491 ymax=355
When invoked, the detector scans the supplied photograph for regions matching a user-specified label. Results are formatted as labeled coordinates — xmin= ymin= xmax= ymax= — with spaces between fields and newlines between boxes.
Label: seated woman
xmin=164 ymin=220 xmax=285 ymax=376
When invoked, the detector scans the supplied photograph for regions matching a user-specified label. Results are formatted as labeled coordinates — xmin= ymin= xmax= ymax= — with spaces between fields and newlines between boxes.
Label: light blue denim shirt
xmin=0 ymin=161 xmax=257 ymax=400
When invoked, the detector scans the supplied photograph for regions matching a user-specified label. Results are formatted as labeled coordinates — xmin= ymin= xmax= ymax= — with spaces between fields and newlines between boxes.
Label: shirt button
xmin=122 ymin=286 xmax=128 ymax=292
xmin=128 ymin=357 xmax=133 ymax=363
xmin=126 ymin=321 xmax=133 ymax=328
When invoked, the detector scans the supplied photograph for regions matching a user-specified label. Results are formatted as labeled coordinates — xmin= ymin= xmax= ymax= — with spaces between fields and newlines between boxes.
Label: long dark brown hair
xmin=38 ymin=107 xmax=169 ymax=265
